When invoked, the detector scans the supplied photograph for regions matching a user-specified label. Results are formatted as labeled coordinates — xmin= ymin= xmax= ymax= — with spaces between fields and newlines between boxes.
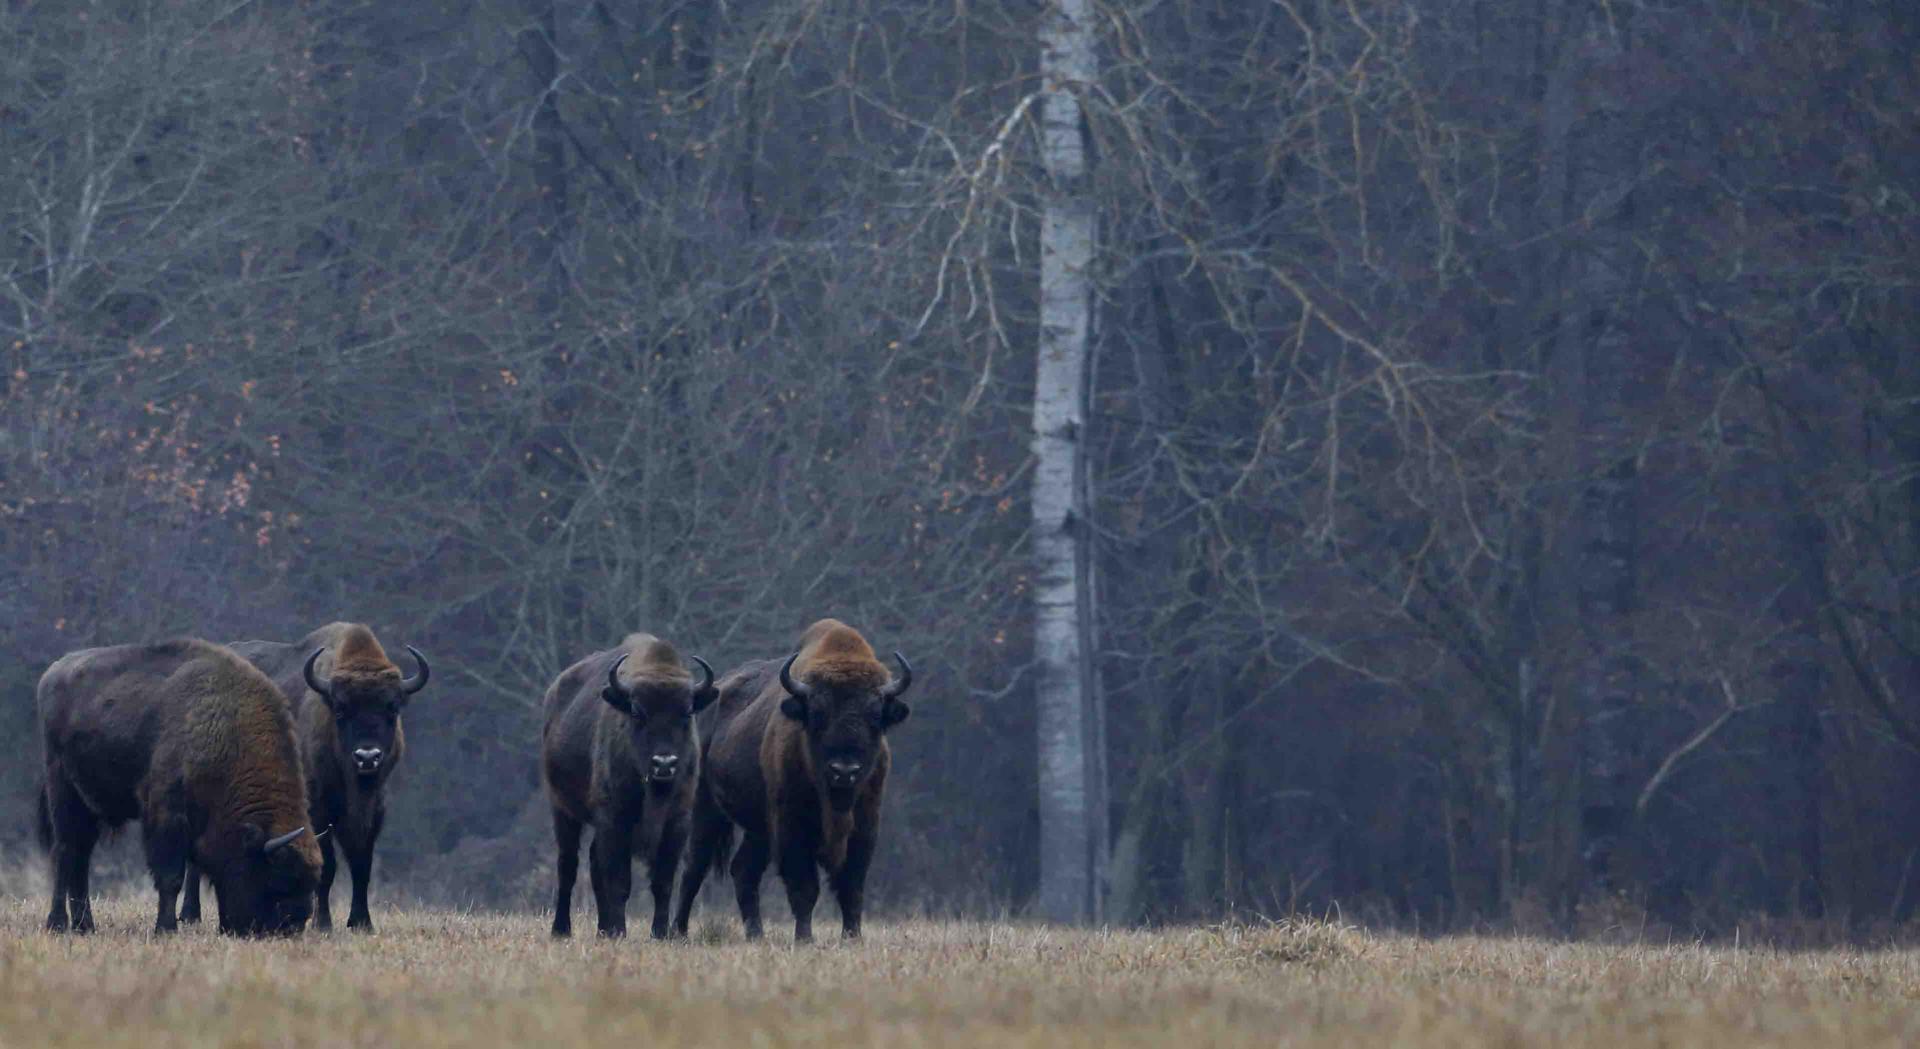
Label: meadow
xmin=0 ymin=892 xmax=1915 ymax=1048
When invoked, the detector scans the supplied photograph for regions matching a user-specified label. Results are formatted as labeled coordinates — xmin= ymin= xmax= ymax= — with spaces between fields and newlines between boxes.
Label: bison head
xmin=211 ymin=824 xmax=319 ymax=937
xmin=304 ymin=645 xmax=428 ymax=781
xmin=601 ymin=654 xmax=717 ymax=787
xmin=779 ymin=651 xmax=912 ymax=810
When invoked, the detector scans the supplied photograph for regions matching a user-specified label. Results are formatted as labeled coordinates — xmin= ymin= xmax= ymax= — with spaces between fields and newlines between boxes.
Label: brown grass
xmin=0 ymin=894 xmax=1916 ymax=1047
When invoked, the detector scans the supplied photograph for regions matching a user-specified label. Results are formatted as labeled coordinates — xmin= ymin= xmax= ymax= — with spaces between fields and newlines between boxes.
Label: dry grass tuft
xmin=0 ymin=893 xmax=1914 ymax=1047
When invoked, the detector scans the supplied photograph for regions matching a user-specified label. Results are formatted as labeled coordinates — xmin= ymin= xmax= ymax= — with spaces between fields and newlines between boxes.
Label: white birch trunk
xmin=1033 ymin=0 xmax=1100 ymax=925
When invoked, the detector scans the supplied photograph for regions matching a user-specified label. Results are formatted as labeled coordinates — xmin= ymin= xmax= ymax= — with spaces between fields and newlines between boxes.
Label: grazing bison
xmin=180 ymin=622 xmax=429 ymax=932
xmin=542 ymin=633 xmax=717 ymax=938
xmin=672 ymin=619 xmax=912 ymax=941
xmin=37 ymin=639 xmax=322 ymax=936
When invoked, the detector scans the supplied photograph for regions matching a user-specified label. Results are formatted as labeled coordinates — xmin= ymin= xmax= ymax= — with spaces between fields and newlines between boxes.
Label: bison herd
xmin=34 ymin=618 xmax=913 ymax=940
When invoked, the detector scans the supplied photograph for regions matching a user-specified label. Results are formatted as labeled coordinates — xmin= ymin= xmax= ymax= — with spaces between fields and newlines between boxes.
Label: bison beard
xmin=36 ymin=639 xmax=322 ymax=937
xmin=672 ymin=619 xmax=912 ymax=942
xmin=541 ymin=633 xmax=717 ymax=938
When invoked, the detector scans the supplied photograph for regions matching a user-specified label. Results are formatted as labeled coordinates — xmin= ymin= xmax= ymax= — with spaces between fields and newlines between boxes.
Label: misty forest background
xmin=2 ymin=0 xmax=1918 ymax=936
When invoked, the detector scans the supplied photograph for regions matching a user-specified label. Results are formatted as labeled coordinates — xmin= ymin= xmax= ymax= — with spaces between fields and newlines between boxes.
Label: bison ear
xmin=779 ymin=695 xmax=807 ymax=723
xmin=880 ymin=698 xmax=911 ymax=730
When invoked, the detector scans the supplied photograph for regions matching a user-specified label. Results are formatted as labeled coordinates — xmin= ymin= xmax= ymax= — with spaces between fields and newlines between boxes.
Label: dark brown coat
xmin=37 ymin=639 xmax=323 ymax=936
xmin=181 ymin=622 xmax=429 ymax=932
xmin=672 ymin=619 xmax=912 ymax=941
xmin=541 ymin=633 xmax=716 ymax=938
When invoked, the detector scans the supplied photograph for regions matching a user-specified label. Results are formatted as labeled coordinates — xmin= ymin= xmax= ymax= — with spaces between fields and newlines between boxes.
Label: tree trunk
xmin=1032 ymin=0 xmax=1102 ymax=925
xmin=1540 ymin=9 xmax=1641 ymax=908
xmin=519 ymin=0 xmax=569 ymax=325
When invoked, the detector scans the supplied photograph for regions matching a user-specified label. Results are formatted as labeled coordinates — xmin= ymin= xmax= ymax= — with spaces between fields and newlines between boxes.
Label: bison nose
xmin=826 ymin=758 xmax=863 ymax=785
xmin=352 ymin=748 xmax=383 ymax=773
xmin=649 ymin=754 xmax=679 ymax=781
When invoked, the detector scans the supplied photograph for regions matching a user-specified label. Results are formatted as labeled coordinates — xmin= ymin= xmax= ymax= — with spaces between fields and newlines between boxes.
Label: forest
xmin=2 ymin=0 xmax=1917 ymax=936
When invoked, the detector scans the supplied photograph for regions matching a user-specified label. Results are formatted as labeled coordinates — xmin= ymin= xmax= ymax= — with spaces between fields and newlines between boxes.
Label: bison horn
xmin=302 ymin=648 xmax=331 ymax=699
xmin=881 ymin=651 xmax=913 ymax=700
xmin=262 ymin=826 xmax=308 ymax=855
xmin=779 ymin=653 xmax=812 ymax=701
xmin=607 ymin=653 xmax=630 ymax=698
xmin=401 ymin=645 xmax=430 ymax=694
xmin=689 ymin=655 xmax=714 ymax=695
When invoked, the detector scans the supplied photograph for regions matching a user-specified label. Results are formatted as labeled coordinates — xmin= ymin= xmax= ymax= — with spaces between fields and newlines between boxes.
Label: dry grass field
xmin=0 ymin=893 xmax=1916 ymax=1048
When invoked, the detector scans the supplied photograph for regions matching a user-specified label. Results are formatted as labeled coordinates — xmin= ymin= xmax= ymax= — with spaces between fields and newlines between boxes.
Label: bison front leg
xmin=590 ymin=823 xmax=633 ymax=938
xmin=831 ymin=831 xmax=877 ymax=940
xmin=343 ymin=838 xmax=377 ymax=932
xmin=778 ymin=838 xmax=821 ymax=944
xmin=343 ymin=810 xmax=384 ymax=932
xmin=144 ymin=815 xmax=191 ymax=934
xmin=649 ymin=819 xmax=686 ymax=940
xmin=313 ymin=829 xmax=338 ymax=931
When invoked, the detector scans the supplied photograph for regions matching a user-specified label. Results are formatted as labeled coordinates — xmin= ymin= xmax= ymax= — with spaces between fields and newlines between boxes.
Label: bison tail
xmin=712 ymin=826 xmax=735 ymax=883
xmin=33 ymin=780 xmax=51 ymax=852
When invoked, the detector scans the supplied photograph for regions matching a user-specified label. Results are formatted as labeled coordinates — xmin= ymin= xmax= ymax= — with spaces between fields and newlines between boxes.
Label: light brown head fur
xmin=617 ymin=633 xmax=693 ymax=689
xmin=792 ymin=618 xmax=889 ymax=691
xmin=329 ymin=624 xmax=400 ymax=685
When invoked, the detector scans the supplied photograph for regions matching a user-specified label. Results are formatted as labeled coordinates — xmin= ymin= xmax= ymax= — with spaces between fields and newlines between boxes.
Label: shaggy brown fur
xmin=37 ymin=639 xmax=322 ymax=936
xmin=542 ymin=633 xmax=716 ymax=938
xmin=181 ymin=622 xmax=429 ymax=932
xmin=673 ymin=619 xmax=912 ymax=941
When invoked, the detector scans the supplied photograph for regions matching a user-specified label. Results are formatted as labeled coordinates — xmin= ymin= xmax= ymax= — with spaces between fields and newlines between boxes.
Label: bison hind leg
xmin=42 ymin=774 xmax=99 ymax=934
xmin=671 ymin=799 xmax=734 ymax=938
xmin=730 ymin=833 xmax=771 ymax=940
xmin=550 ymin=809 xmax=583 ymax=938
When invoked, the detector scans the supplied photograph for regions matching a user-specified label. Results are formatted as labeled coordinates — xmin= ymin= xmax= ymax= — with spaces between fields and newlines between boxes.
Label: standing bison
xmin=672 ymin=619 xmax=912 ymax=941
xmin=542 ymin=633 xmax=717 ymax=938
xmin=37 ymin=639 xmax=322 ymax=936
xmin=181 ymin=622 xmax=429 ymax=932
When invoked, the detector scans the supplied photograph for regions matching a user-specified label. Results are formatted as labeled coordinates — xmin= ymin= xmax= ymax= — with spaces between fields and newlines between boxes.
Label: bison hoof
xmin=597 ymin=927 xmax=627 ymax=940
xmin=551 ymin=925 xmax=572 ymax=940
xmin=347 ymin=922 xmax=374 ymax=934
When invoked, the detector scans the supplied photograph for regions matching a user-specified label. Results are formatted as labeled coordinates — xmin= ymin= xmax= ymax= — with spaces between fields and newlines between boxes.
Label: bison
xmin=180 ymin=622 xmax=428 ymax=932
xmin=542 ymin=633 xmax=716 ymax=938
xmin=672 ymin=619 xmax=912 ymax=941
xmin=37 ymin=639 xmax=322 ymax=936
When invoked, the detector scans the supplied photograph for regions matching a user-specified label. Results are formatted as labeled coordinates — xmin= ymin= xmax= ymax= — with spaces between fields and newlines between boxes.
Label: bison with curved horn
xmin=180 ymin=622 xmax=429 ymax=932
xmin=542 ymin=633 xmax=717 ymax=938
xmin=37 ymin=639 xmax=322 ymax=936
xmin=672 ymin=619 xmax=912 ymax=941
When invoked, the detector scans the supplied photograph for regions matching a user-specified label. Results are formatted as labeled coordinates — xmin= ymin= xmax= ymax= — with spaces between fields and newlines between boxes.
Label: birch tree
xmin=1032 ymin=0 xmax=1102 ymax=925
